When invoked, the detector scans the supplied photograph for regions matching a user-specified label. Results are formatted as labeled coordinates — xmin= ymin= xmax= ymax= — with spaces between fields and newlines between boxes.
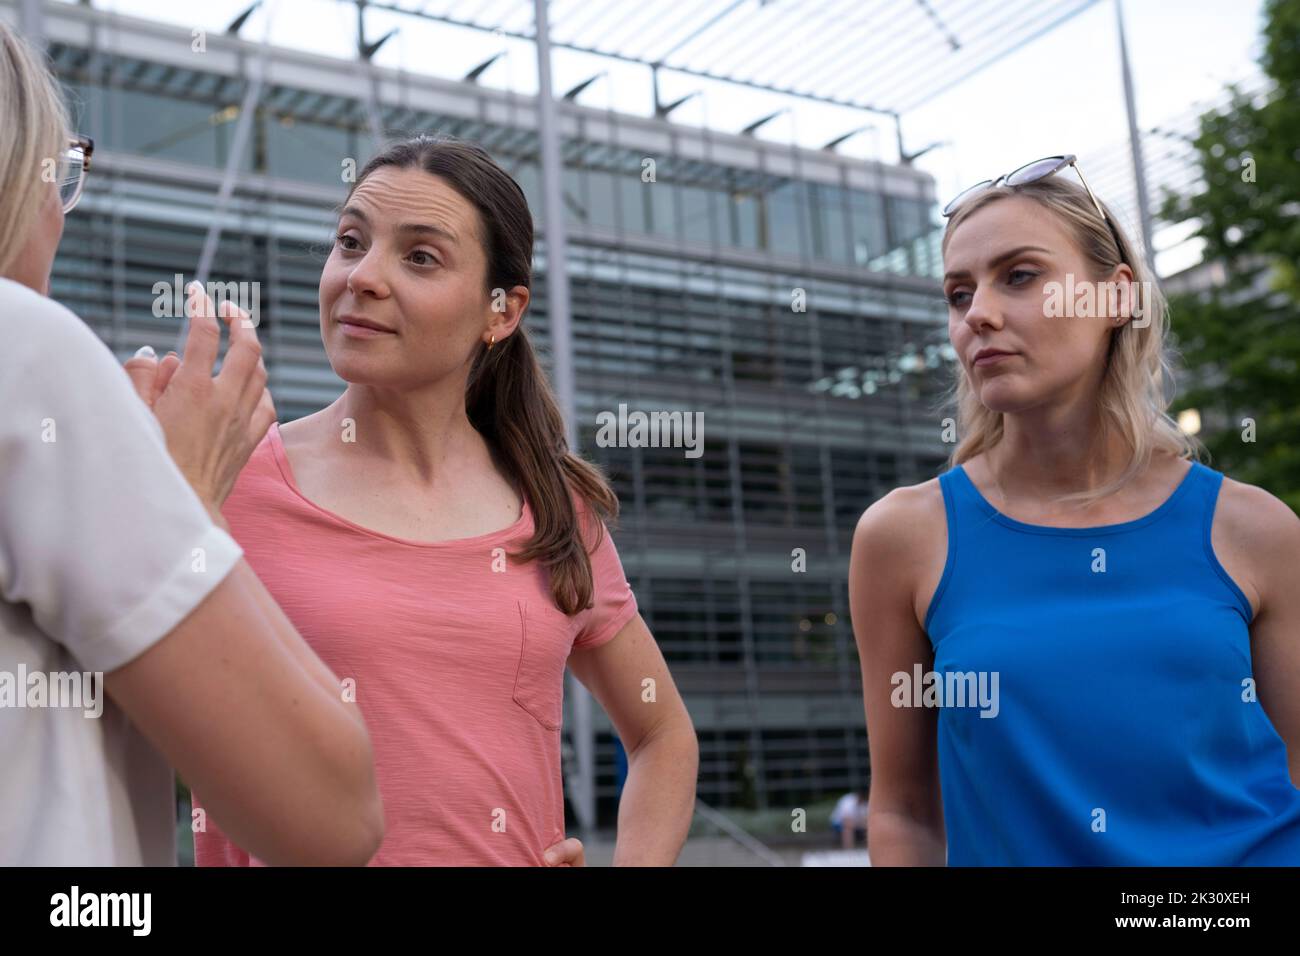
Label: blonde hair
xmin=0 ymin=22 xmax=71 ymax=275
xmin=938 ymin=174 xmax=1202 ymax=507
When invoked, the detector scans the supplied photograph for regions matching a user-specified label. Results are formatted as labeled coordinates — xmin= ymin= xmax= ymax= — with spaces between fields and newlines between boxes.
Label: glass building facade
xmin=40 ymin=3 xmax=956 ymax=822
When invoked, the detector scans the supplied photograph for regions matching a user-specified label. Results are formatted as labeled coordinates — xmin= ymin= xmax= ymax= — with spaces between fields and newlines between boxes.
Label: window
xmin=813 ymin=184 xmax=851 ymax=265
xmin=679 ymin=184 xmax=717 ymax=244
xmin=267 ymin=115 xmax=353 ymax=187
xmin=108 ymin=88 xmax=236 ymax=168
xmin=618 ymin=170 xmax=649 ymax=234
xmin=849 ymin=189 xmax=888 ymax=266
xmin=647 ymin=180 xmax=677 ymax=239
xmin=731 ymin=187 xmax=761 ymax=250
xmin=765 ymin=179 xmax=809 ymax=259
xmin=585 ymin=168 xmax=619 ymax=230
xmin=511 ymin=161 xmax=541 ymax=223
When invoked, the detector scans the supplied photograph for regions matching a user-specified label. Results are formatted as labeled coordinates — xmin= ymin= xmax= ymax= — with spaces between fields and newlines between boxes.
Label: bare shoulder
xmin=1216 ymin=476 xmax=1300 ymax=540
xmin=276 ymin=413 xmax=318 ymax=450
xmin=852 ymin=476 xmax=946 ymax=634
xmin=853 ymin=475 xmax=946 ymax=553
xmin=852 ymin=475 xmax=949 ymax=629
xmin=277 ymin=411 xmax=341 ymax=464
xmin=275 ymin=414 xmax=346 ymax=497
xmin=1213 ymin=476 xmax=1300 ymax=615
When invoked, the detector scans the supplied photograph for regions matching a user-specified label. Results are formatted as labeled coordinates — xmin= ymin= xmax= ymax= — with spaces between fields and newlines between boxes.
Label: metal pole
xmin=534 ymin=0 xmax=594 ymax=846
xmin=193 ymin=71 xmax=265 ymax=293
xmin=182 ymin=3 xmax=277 ymax=350
xmin=1115 ymin=0 xmax=1154 ymax=269
xmin=356 ymin=0 xmax=387 ymax=151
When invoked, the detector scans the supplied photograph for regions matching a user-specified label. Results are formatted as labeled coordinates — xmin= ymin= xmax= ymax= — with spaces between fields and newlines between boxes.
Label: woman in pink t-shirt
xmin=193 ymin=135 xmax=698 ymax=866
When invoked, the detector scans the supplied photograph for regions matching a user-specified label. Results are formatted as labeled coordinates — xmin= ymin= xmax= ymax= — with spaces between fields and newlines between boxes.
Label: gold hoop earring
xmin=488 ymin=334 xmax=496 ymax=351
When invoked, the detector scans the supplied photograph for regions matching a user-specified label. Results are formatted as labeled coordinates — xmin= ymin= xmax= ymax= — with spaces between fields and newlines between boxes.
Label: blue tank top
xmin=924 ymin=459 xmax=1300 ymax=865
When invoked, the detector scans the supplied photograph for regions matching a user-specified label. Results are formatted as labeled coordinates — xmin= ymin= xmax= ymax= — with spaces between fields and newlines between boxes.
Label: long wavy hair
xmin=345 ymin=135 xmax=617 ymax=615
xmin=939 ymin=175 xmax=1203 ymax=507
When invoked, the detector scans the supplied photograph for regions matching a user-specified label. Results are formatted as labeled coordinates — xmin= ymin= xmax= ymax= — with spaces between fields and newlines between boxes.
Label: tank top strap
xmin=1181 ymin=458 xmax=1220 ymax=521
xmin=935 ymin=462 xmax=989 ymax=526
xmin=1145 ymin=457 xmax=1214 ymax=540
xmin=1154 ymin=460 xmax=1237 ymax=561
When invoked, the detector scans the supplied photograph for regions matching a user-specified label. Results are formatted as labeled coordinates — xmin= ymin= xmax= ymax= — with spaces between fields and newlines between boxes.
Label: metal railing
xmin=692 ymin=798 xmax=786 ymax=867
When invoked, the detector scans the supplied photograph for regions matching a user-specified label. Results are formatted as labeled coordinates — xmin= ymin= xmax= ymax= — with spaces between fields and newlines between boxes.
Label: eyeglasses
xmin=941 ymin=154 xmax=1124 ymax=260
xmin=58 ymin=135 xmax=94 ymax=213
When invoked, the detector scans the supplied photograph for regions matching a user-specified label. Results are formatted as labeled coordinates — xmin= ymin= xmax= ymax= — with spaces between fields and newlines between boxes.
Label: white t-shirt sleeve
xmin=0 ymin=280 xmax=243 ymax=673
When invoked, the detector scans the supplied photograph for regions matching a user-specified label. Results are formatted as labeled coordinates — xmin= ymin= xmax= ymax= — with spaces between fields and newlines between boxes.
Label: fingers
xmin=217 ymin=297 xmax=261 ymax=385
xmin=212 ymin=299 xmax=267 ymax=419
xmin=177 ymin=287 xmax=267 ymax=422
xmin=179 ymin=283 xmax=222 ymax=380
xmin=123 ymin=345 xmax=160 ymax=407
xmin=155 ymin=352 xmax=181 ymax=404
xmin=542 ymin=836 xmax=584 ymax=866
xmin=165 ymin=282 xmax=273 ymax=450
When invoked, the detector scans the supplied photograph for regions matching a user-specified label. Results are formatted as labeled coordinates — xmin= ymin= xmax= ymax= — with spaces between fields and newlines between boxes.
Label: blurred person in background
xmin=830 ymin=787 xmax=869 ymax=849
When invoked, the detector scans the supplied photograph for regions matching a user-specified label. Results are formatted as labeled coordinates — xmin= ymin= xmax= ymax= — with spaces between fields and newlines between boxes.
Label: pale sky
xmin=67 ymin=0 xmax=1269 ymax=276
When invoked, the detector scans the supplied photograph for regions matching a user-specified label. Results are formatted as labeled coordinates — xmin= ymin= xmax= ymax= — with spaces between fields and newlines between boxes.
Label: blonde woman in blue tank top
xmin=849 ymin=156 xmax=1300 ymax=865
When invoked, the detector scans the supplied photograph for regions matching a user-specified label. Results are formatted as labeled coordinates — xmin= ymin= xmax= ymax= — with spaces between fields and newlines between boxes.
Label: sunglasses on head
xmin=942 ymin=154 xmax=1125 ymax=263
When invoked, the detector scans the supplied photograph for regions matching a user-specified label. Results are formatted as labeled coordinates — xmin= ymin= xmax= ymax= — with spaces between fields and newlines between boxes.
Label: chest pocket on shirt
xmin=512 ymin=599 xmax=574 ymax=731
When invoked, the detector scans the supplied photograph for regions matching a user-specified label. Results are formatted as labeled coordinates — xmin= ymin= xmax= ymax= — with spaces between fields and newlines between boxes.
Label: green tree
xmin=1160 ymin=0 xmax=1300 ymax=511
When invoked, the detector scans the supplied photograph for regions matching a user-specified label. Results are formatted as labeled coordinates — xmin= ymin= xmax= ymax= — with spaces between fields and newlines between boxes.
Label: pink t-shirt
xmin=193 ymin=423 xmax=638 ymax=866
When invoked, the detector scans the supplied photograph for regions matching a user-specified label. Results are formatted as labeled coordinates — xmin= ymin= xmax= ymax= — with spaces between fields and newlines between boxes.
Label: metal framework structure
xmin=1085 ymin=71 xmax=1274 ymax=269
xmin=358 ymin=0 xmax=1103 ymax=141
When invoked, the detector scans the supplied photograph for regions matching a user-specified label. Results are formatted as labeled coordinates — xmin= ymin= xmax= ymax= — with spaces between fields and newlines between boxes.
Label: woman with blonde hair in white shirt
xmin=0 ymin=20 xmax=382 ymax=866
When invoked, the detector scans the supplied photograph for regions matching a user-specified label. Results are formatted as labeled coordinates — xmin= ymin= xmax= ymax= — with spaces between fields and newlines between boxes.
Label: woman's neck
xmin=988 ymin=406 xmax=1138 ymax=503
xmin=326 ymin=382 xmax=489 ymax=486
